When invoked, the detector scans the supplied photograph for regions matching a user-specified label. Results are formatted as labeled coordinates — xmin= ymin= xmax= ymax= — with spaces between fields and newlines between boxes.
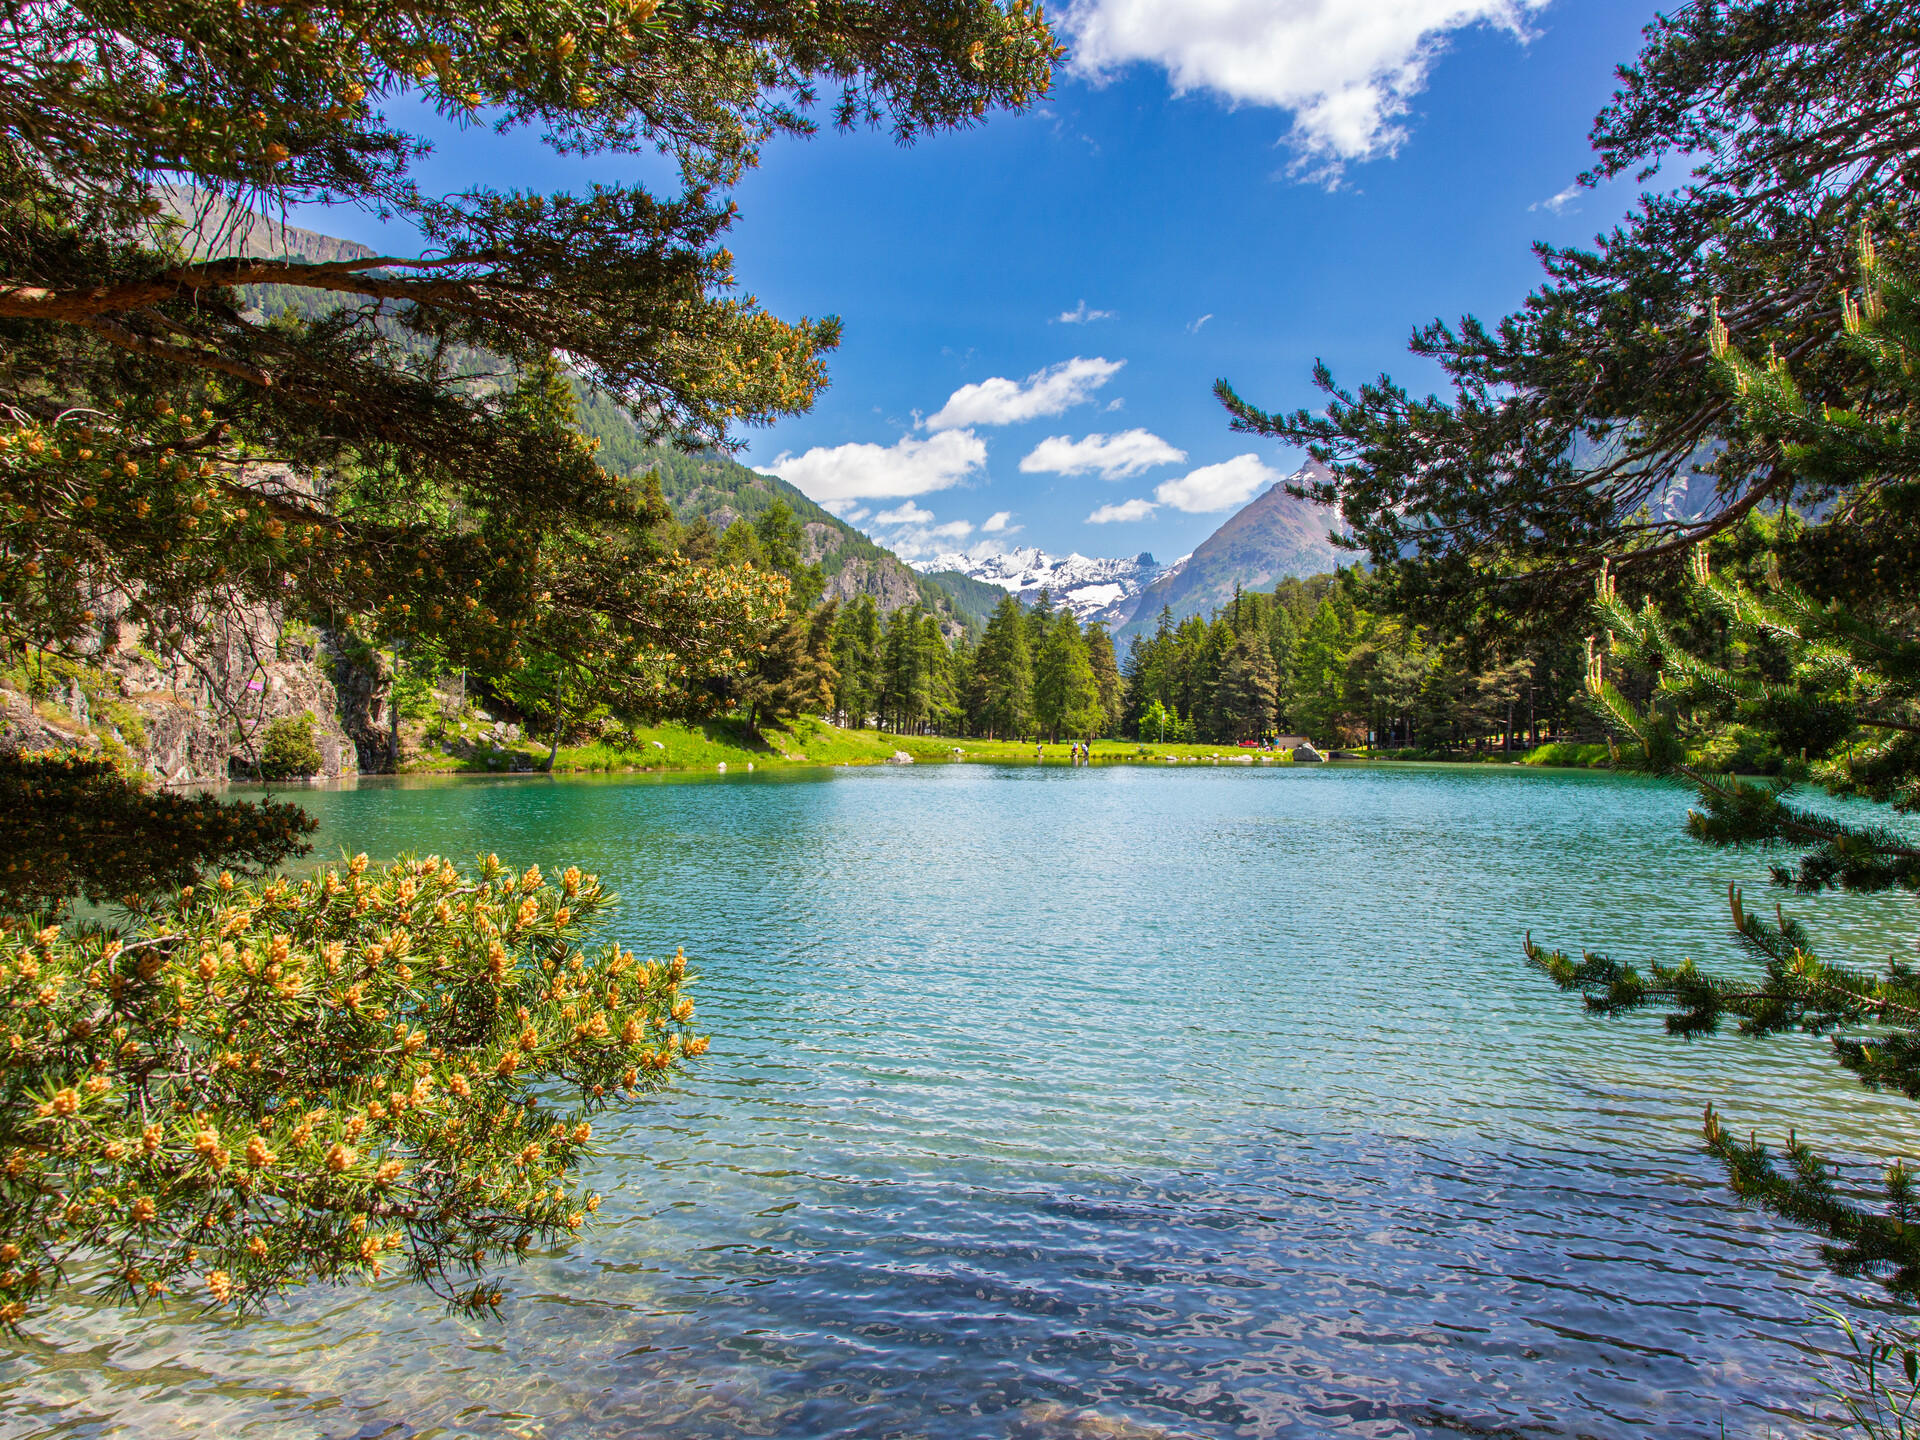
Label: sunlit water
xmin=7 ymin=760 xmax=1920 ymax=1439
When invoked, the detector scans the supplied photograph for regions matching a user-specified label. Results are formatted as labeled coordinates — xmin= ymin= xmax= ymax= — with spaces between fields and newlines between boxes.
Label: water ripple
xmin=2 ymin=762 xmax=1912 ymax=1438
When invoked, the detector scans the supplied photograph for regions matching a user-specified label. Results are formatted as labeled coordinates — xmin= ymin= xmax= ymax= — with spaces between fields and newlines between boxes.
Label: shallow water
xmin=6 ymin=760 xmax=1920 ymax=1439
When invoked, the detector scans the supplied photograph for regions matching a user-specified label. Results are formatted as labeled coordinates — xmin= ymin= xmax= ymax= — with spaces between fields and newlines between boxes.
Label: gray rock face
xmin=825 ymin=555 xmax=924 ymax=615
xmin=0 ymin=586 xmax=357 ymax=785
xmin=801 ymin=522 xmax=843 ymax=566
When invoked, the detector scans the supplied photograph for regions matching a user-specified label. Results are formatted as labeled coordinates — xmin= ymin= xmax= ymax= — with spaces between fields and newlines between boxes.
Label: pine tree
xmin=1214 ymin=631 xmax=1278 ymax=742
xmin=1266 ymin=601 xmax=1301 ymax=727
xmin=831 ymin=595 xmax=883 ymax=728
xmin=1219 ymin=0 xmax=1920 ymax=630
xmin=1528 ymin=235 xmax=1920 ymax=1297
xmin=739 ymin=600 xmax=840 ymax=731
xmin=754 ymin=500 xmax=828 ymax=611
xmin=1024 ymin=587 xmax=1056 ymax=655
xmin=1085 ymin=621 xmax=1124 ymax=735
xmin=1033 ymin=610 xmax=1101 ymax=742
xmin=879 ymin=604 xmax=930 ymax=732
xmin=973 ymin=594 xmax=1033 ymax=739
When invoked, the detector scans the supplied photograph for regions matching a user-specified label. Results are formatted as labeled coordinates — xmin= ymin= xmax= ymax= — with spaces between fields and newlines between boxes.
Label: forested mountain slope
xmin=178 ymin=195 xmax=977 ymax=632
xmin=568 ymin=391 xmax=981 ymax=631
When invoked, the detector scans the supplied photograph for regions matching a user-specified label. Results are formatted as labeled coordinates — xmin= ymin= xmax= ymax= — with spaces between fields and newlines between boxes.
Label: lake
xmin=4 ymin=760 xmax=1917 ymax=1438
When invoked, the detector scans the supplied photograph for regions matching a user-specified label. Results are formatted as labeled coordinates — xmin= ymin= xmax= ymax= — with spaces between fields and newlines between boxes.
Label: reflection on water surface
xmin=3 ymin=762 xmax=1912 ymax=1438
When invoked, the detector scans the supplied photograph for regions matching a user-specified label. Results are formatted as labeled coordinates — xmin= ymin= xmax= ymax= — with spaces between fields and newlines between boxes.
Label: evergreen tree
xmin=879 ymin=604 xmax=930 ymax=732
xmin=1024 ymin=587 xmax=1056 ymax=655
xmin=714 ymin=516 xmax=769 ymax=570
xmin=917 ymin=613 xmax=955 ymax=733
xmin=1265 ymin=602 xmax=1301 ymax=727
xmin=973 ymin=594 xmax=1033 ymax=739
xmin=1033 ymin=611 xmax=1101 ymax=742
xmin=1219 ymin=0 xmax=1920 ymax=630
xmin=754 ymin=500 xmax=828 ymax=611
xmin=831 ymin=594 xmax=883 ymax=728
xmin=1526 ymin=236 xmax=1920 ymax=1296
xmin=740 ymin=600 xmax=840 ymax=730
xmin=950 ymin=630 xmax=980 ymax=734
xmin=1084 ymin=621 xmax=1124 ymax=735
xmin=1214 ymin=631 xmax=1278 ymax=741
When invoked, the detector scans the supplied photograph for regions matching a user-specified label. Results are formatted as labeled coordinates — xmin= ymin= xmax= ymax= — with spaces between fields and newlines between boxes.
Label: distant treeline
xmin=444 ymin=447 xmax=1583 ymax=753
xmin=812 ymin=569 xmax=1585 ymax=750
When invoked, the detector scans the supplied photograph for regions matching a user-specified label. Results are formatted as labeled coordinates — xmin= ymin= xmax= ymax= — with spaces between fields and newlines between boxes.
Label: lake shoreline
xmin=363 ymin=716 xmax=1608 ymax=780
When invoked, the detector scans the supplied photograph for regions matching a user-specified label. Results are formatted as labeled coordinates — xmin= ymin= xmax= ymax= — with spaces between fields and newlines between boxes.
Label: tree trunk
xmin=388 ymin=650 xmax=401 ymax=772
xmin=541 ymin=669 xmax=565 ymax=772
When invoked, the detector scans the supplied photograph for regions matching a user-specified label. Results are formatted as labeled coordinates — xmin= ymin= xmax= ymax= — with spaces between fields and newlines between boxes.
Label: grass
xmin=401 ymin=719 xmax=1326 ymax=775
xmin=1520 ymin=741 xmax=1613 ymax=768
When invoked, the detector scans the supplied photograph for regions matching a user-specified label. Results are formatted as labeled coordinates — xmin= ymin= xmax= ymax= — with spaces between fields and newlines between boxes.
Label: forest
xmin=608 ymin=489 xmax=1592 ymax=754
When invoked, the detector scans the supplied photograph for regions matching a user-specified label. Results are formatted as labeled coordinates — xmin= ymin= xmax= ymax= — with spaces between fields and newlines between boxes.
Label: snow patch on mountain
xmin=912 ymin=545 xmax=1183 ymax=624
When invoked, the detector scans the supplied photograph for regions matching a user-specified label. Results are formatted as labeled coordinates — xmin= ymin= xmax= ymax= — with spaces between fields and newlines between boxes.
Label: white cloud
xmin=1087 ymin=498 xmax=1160 ymax=523
xmin=863 ymin=502 xmax=978 ymax=562
xmin=1530 ymin=181 xmax=1582 ymax=215
xmin=1188 ymin=313 xmax=1214 ymax=334
xmin=1066 ymin=0 xmax=1547 ymax=181
xmin=982 ymin=510 xmax=1016 ymax=533
xmin=1153 ymin=453 xmax=1282 ymax=513
xmin=757 ymin=428 xmax=987 ymax=503
xmin=1021 ymin=429 xmax=1186 ymax=480
xmin=1057 ymin=299 xmax=1116 ymax=324
xmin=925 ymin=357 xmax=1123 ymax=430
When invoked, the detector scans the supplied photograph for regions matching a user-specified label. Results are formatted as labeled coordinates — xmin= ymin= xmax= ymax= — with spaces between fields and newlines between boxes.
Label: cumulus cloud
xmin=925 ymin=357 xmax=1123 ymax=431
xmin=982 ymin=510 xmax=1017 ymax=533
xmin=1020 ymin=428 xmax=1186 ymax=480
xmin=1057 ymin=299 xmax=1116 ymax=324
xmin=864 ymin=501 xmax=978 ymax=562
xmin=1153 ymin=453 xmax=1282 ymax=513
xmin=757 ymin=429 xmax=986 ymax=503
xmin=1066 ymin=0 xmax=1547 ymax=181
xmin=1087 ymin=498 xmax=1160 ymax=523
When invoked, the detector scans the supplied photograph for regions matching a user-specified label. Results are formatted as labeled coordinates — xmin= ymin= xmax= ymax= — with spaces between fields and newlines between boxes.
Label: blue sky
xmin=292 ymin=1 xmax=1663 ymax=568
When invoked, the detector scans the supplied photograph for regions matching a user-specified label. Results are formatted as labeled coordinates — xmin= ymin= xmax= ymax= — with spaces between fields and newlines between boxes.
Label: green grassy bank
xmin=403 ymin=719 xmax=1328 ymax=775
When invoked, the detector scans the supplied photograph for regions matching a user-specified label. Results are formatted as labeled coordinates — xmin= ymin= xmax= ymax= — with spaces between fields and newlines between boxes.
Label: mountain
xmin=913 ymin=568 xmax=1014 ymax=632
xmin=1113 ymin=467 xmax=1348 ymax=640
xmin=569 ymin=394 xmax=981 ymax=633
xmin=162 ymin=200 xmax=978 ymax=635
xmin=160 ymin=186 xmax=379 ymax=265
xmin=913 ymin=547 xmax=1174 ymax=626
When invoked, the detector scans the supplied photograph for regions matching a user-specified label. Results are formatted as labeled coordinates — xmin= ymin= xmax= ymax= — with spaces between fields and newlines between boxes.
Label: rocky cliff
xmin=0 ymin=591 xmax=358 ymax=786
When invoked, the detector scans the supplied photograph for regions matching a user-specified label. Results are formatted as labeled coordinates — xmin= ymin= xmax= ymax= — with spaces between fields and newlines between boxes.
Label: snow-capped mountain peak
xmin=912 ymin=546 xmax=1180 ymax=624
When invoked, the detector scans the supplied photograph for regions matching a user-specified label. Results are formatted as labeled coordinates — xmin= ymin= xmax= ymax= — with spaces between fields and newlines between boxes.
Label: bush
xmin=1520 ymin=742 xmax=1611 ymax=768
xmin=0 ymin=854 xmax=708 ymax=1325
xmin=260 ymin=712 xmax=323 ymax=780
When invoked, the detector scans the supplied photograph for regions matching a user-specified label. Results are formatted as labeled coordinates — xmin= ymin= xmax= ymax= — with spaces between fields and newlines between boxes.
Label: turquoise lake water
xmin=5 ymin=760 xmax=1920 ymax=1438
